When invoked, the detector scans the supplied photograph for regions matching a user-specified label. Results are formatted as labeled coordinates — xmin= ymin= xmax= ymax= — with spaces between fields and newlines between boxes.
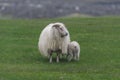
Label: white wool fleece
xmin=38 ymin=22 xmax=70 ymax=57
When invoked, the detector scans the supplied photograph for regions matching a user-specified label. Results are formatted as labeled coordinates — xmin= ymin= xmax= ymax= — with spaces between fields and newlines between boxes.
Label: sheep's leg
xmin=57 ymin=49 xmax=62 ymax=59
xmin=66 ymin=52 xmax=71 ymax=60
xmin=56 ymin=49 xmax=62 ymax=63
xmin=66 ymin=53 xmax=69 ymax=58
xmin=48 ymin=49 xmax=53 ymax=63
xmin=74 ymin=49 xmax=79 ymax=61
xmin=76 ymin=54 xmax=79 ymax=61
xmin=73 ymin=53 xmax=77 ymax=60
xmin=49 ymin=53 xmax=52 ymax=63
xmin=56 ymin=53 xmax=60 ymax=63
xmin=67 ymin=53 xmax=73 ymax=62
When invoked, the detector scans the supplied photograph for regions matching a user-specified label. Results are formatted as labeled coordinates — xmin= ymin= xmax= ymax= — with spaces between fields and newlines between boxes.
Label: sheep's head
xmin=52 ymin=23 xmax=68 ymax=38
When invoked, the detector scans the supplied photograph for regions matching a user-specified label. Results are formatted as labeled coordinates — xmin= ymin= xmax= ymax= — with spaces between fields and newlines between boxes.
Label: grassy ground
xmin=0 ymin=17 xmax=120 ymax=80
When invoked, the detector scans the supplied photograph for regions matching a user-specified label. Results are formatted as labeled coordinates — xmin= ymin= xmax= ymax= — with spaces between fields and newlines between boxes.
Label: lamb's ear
xmin=74 ymin=46 xmax=77 ymax=49
xmin=52 ymin=24 xmax=60 ymax=28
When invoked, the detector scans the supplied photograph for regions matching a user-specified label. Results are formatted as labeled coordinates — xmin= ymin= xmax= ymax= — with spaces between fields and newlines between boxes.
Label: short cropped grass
xmin=0 ymin=17 xmax=120 ymax=80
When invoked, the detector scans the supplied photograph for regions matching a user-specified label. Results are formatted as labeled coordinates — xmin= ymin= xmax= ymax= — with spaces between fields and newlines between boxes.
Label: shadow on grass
xmin=36 ymin=56 xmax=79 ymax=64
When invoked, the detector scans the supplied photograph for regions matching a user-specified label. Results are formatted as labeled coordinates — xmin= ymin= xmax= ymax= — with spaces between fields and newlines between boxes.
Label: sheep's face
xmin=53 ymin=23 xmax=68 ymax=38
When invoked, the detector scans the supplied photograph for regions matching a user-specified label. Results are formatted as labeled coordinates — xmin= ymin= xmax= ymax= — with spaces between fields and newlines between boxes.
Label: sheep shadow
xmin=36 ymin=56 xmax=78 ymax=64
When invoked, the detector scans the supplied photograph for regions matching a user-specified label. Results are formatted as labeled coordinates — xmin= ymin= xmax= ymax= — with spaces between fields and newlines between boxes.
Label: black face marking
xmin=60 ymin=27 xmax=63 ymax=31
xmin=53 ymin=24 xmax=68 ymax=38
xmin=53 ymin=24 xmax=60 ymax=28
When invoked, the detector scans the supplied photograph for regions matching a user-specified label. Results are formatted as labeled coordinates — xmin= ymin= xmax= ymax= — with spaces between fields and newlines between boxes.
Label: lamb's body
xmin=38 ymin=22 xmax=70 ymax=63
xmin=67 ymin=41 xmax=80 ymax=61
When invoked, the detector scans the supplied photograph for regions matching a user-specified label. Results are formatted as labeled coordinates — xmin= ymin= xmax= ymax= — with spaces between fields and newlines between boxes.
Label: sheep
xmin=67 ymin=41 xmax=80 ymax=61
xmin=38 ymin=22 xmax=70 ymax=63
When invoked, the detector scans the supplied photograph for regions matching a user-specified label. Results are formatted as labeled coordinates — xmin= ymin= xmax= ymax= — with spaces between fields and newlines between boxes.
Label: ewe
xmin=38 ymin=22 xmax=70 ymax=63
xmin=67 ymin=41 xmax=80 ymax=61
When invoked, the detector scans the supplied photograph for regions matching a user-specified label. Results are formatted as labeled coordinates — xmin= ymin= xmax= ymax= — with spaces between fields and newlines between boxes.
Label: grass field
xmin=0 ymin=17 xmax=120 ymax=80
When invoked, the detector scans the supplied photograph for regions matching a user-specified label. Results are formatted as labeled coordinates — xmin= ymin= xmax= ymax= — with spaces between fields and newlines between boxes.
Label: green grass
xmin=0 ymin=17 xmax=120 ymax=80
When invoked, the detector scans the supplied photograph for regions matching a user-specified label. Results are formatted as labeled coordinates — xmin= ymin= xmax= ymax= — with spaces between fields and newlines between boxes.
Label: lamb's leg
xmin=74 ymin=49 xmax=79 ymax=61
xmin=67 ymin=49 xmax=73 ymax=61
xmin=48 ymin=49 xmax=53 ymax=63
xmin=73 ymin=49 xmax=79 ymax=61
xmin=67 ymin=53 xmax=73 ymax=62
xmin=73 ymin=53 xmax=77 ymax=60
xmin=66 ymin=53 xmax=69 ymax=58
xmin=76 ymin=53 xmax=79 ymax=61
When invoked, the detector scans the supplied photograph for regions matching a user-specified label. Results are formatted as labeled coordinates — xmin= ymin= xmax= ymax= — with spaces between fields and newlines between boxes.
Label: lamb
xmin=38 ymin=22 xmax=70 ymax=63
xmin=67 ymin=41 xmax=80 ymax=61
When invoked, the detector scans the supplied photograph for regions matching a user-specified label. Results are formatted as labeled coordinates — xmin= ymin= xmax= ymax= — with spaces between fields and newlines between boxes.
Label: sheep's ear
xmin=52 ymin=24 xmax=60 ymax=28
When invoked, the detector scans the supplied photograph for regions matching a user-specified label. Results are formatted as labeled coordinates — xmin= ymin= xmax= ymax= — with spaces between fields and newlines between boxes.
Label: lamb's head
xmin=52 ymin=22 xmax=68 ymax=38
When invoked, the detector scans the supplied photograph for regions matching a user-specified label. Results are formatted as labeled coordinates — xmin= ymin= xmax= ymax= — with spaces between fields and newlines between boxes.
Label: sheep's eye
xmin=60 ymin=28 xmax=63 ymax=31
